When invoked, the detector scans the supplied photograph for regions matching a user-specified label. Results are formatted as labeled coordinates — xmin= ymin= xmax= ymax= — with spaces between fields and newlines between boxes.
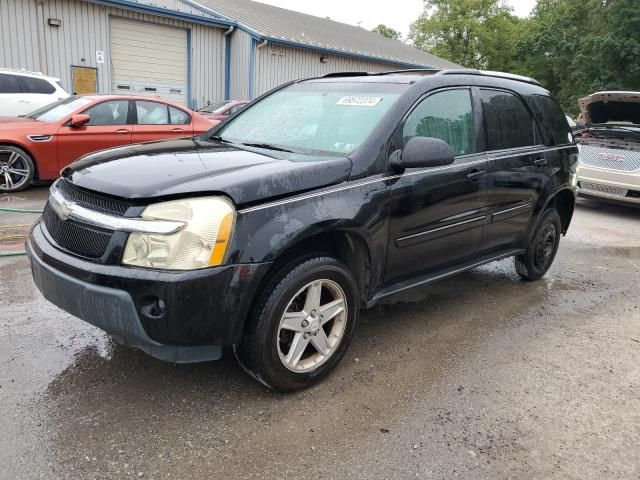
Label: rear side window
xmin=403 ymin=89 xmax=475 ymax=156
xmin=480 ymin=89 xmax=540 ymax=150
xmin=169 ymin=106 xmax=190 ymax=125
xmin=19 ymin=76 xmax=56 ymax=94
xmin=527 ymin=95 xmax=572 ymax=146
xmin=137 ymin=101 xmax=169 ymax=125
xmin=0 ymin=74 xmax=22 ymax=94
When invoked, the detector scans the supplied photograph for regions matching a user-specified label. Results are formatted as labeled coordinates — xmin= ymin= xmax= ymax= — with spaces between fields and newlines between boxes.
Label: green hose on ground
xmin=0 ymin=207 xmax=43 ymax=214
xmin=0 ymin=251 xmax=26 ymax=257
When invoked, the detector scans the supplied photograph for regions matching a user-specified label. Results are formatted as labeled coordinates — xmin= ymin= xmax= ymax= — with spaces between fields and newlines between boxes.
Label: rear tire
xmin=515 ymin=208 xmax=562 ymax=281
xmin=235 ymin=254 xmax=359 ymax=392
xmin=0 ymin=145 xmax=35 ymax=193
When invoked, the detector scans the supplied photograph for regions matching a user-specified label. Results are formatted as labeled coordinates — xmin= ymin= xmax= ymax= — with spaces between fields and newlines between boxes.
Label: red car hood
xmin=0 ymin=117 xmax=51 ymax=133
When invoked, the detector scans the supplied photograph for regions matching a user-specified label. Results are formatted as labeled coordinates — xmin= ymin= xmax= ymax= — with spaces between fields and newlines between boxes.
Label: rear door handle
xmin=534 ymin=158 xmax=548 ymax=166
xmin=115 ymin=129 xmax=129 ymax=134
xmin=467 ymin=169 xmax=486 ymax=181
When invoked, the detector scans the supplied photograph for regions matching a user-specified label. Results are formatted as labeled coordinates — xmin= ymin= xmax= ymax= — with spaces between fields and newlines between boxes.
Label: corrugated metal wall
xmin=0 ymin=0 xmax=226 ymax=107
xmin=0 ymin=0 xmax=41 ymax=72
xmin=253 ymin=43 xmax=399 ymax=97
xmin=228 ymin=28 xmax=251 ymax=100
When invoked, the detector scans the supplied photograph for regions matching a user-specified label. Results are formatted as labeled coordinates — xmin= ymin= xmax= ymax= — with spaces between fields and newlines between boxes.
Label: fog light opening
xmin=141 ymin=296 xmax=166 ymax=319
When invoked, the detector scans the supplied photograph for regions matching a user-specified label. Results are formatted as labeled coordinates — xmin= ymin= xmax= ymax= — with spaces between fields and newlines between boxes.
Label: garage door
xmin=110 ymin=17 xmax=188 ymax=105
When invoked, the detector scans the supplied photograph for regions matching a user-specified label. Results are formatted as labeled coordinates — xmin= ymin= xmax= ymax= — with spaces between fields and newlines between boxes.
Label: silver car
xmin=575 ymin=91 xmax=640 ymax=205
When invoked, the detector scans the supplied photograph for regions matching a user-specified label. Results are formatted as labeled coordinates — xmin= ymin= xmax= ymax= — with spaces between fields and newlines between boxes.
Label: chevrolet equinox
xmin=28 ymin=69 xmax=578 ymax=391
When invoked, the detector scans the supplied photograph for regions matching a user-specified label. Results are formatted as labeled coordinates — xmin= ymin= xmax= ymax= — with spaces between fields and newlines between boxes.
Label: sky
xmin=257 ymin=0 xmax=537 ymax=37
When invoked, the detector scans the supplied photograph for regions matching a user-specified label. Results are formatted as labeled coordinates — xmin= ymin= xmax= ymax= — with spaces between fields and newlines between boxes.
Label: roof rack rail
xmin=0 ymin=67 xmax=45 ymax=76
xmin=322 ymin=72 xmax=371 ymax=78
xmin=438 ymin=69 xmax=542 ymax=86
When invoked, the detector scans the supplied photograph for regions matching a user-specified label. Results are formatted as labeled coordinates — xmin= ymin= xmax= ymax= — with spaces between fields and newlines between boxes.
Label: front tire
xmin=235 ymin=255 xmax=360 ymax=392
xmin=0 ymin=146 xmax=35 ymax=193
xmin=515 ymin=208 xmax=562 ymax=281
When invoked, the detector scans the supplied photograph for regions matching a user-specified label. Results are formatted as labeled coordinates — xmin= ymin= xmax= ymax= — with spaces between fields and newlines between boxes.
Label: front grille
xmin=42 ymin=204 xmax=113 ymax=258
xmin=579 ymin=182 xmax=629 ymax=197
xmin=578 ymin=145 xmax=640 ymax=172
xmin=57 ymin=178 xmax=132 ymax=215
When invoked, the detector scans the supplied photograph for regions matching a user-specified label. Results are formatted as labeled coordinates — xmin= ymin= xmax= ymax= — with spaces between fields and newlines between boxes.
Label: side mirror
xmin=391 ymin=136 xmax=456 ymax=170
xmin=69 ymin=114 xmax=90 ymax=128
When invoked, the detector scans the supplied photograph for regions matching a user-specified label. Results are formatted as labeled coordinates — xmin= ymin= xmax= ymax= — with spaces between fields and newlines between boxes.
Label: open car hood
xmin=578 ymin=91 xmax=640 ymax=126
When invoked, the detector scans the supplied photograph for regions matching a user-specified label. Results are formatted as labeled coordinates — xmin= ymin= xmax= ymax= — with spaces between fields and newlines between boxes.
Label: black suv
xmin=28 ymin=70 xmax=578 ymax=391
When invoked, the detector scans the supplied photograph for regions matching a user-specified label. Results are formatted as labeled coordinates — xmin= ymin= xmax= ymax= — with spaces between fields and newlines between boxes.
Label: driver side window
xmin=84 ymin=101 xmax=129 ymax=126
xmin=403 ymin=89 xmax=475 ymax=156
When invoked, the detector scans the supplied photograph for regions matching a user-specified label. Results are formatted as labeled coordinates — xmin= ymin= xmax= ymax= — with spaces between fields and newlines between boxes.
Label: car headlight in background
xmin=122 ymin=197 xmax=235 ymax=270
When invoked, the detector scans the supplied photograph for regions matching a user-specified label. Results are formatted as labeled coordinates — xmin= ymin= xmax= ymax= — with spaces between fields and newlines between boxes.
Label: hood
xmin=62 ymin=138 xmax=353 ymax=207
xmin=0 ymin=117 xmax=49 ymax=132
xmin=578 ymin=91 xmax=640 ymax=126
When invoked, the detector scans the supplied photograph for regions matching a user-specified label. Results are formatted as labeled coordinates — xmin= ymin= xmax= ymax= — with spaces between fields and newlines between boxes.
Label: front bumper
xmin=577 ymin=164 xmax=640 ymax=205
xmin=28 ymin=223 xmax=272 ymax=363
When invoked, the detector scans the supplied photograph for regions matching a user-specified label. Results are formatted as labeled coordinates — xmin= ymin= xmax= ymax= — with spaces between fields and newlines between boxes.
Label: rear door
xmin=132 ymin=100 xmax=193 ymax=143
xmin=0 ymin=73 xmax=27 ymax=116
xmin=385 ymin=88 xmax=490 ymax=285
xmin=56 ymin=100 xmax=132 ymax=168
xmin=479 ymin=89 xmax=547 ymax=254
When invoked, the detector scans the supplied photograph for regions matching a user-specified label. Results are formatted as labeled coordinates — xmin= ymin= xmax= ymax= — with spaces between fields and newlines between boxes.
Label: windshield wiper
xmin=210 ymin=135 xmax=232 ymax=144
xmin=241 ymin=142 xmax=295 ymax=153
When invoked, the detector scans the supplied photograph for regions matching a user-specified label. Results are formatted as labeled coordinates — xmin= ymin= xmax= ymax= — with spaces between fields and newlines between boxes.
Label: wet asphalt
xmin=1 ymin=187 xmax=639 ymax=480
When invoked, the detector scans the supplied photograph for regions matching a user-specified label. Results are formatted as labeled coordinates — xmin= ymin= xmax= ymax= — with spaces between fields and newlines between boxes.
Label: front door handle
xmin=115 ymin=129 xmax=129 ymax=135
xmin=467 ymin=169 xmax=486 ymax=182
xmin=172 ymin=128 xmax=184 ymax=133
xmin=534 ymin=158 xmax=548 ymax=166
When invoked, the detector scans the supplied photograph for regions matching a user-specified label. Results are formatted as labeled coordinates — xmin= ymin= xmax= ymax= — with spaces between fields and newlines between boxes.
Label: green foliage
xmin=410 ymin=0 xmax=640 ymax=114
xmin=371 ymin=24 xmax=402 ymax=40
xmin=409 ymin=0 xmax=523 ymax=71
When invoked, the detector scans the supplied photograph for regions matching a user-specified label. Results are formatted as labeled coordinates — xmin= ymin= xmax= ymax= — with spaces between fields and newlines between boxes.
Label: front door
xmin=71 ymin=66 xmax=97 ymax=95
xmin=385 ymin=88 xmax=489 ymax=285
xmin=57 ymin=99 xmax=132 ymax=169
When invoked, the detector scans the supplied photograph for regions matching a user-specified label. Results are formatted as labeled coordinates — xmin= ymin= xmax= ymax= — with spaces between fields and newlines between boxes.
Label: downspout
xmin=249 ymin=40 xmax=267 ymax=99
xmin=224 ymin=26 xmax=234 ymax=100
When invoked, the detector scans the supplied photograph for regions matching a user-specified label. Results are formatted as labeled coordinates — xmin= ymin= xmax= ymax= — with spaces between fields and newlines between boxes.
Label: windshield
xmin=199 ymin=101 xmax=231 ymax=114
xmin=27 ymin=96 xmax=94 ymax=122
xmin=215 ymin=82 xmax=406 ymax=155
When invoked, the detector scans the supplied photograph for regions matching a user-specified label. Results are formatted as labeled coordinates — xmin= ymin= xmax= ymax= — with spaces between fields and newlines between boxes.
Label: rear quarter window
xmin=19 ymin=76 xmax=56 ymax=94
xmin=527 ymin=94 xmax=572 ymax=146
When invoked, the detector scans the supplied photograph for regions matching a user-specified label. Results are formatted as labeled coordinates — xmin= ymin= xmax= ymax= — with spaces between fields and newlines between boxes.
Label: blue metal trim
xmin=224 ymin=34 xmax=231 ymax=100
xmin=248 ymin=37 xmax=256 ymax=99
xmin=187 ymin=29 xmax=193 ymax=108
xmin=92 ymin=0 xmax=234 ymax=28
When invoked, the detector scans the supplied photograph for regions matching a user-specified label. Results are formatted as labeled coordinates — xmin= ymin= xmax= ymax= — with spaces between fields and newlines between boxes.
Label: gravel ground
xmin=1 ymin=187 xmax=639 ymax=480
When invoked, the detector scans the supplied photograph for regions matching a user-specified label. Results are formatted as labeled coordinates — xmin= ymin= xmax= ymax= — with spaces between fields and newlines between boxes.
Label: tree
xmin=409 ymin=0 xmax=523 ymax=70
xmin=513 ymin=0 xmax=640 ymax=114
xmin=372 ymin=24 xmax=402 ymax=40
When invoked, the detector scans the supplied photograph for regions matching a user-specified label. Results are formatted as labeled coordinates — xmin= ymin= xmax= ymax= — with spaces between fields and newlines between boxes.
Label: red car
xmin=197 ymin=100 xmax=249 ymax=124
xmin=0 ymin=95 xmax=214 ymax=192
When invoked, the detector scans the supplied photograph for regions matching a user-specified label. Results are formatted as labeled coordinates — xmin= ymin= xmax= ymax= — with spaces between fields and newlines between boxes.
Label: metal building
xmin=0 ymin=0 xmax=459 ymax=108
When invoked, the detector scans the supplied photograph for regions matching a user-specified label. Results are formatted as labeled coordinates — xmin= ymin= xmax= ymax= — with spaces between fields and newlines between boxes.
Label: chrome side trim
xmin=492 ymin=202 xmax=533 ymax=217
xmin=239 ymin=145 xmax=577 ymax=215
xmin=49 ymin=184 xmax=184 ymax=235
xmin=396 ymin=215 xmax=486 ymax=243
xmin=27 ymin=134 xmax=53 ymax=142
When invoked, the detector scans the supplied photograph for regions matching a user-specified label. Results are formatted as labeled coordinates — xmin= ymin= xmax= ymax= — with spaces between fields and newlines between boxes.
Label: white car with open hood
xmin=575 ymin=91 xmax=640 ymax=205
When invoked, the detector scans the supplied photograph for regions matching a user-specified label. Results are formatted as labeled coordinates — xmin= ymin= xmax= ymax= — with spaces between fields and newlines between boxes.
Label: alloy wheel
xmin=0 ymin=150 xmax=31 ymax=191
xmin=277 ymin=279 xmax=348 ymax=373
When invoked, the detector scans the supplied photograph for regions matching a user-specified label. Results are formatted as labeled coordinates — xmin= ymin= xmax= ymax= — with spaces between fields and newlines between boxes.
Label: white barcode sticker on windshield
xmin=337 ymin=96 xmax=382 ymax=107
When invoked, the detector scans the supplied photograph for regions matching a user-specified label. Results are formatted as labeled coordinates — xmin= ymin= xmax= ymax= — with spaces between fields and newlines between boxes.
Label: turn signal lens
xmin=122 ymin=197 xmax=235 ymax=270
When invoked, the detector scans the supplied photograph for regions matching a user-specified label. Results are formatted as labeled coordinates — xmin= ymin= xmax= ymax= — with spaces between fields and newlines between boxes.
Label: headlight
xmin=122 ymin=197 xmax=235 ymax=270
